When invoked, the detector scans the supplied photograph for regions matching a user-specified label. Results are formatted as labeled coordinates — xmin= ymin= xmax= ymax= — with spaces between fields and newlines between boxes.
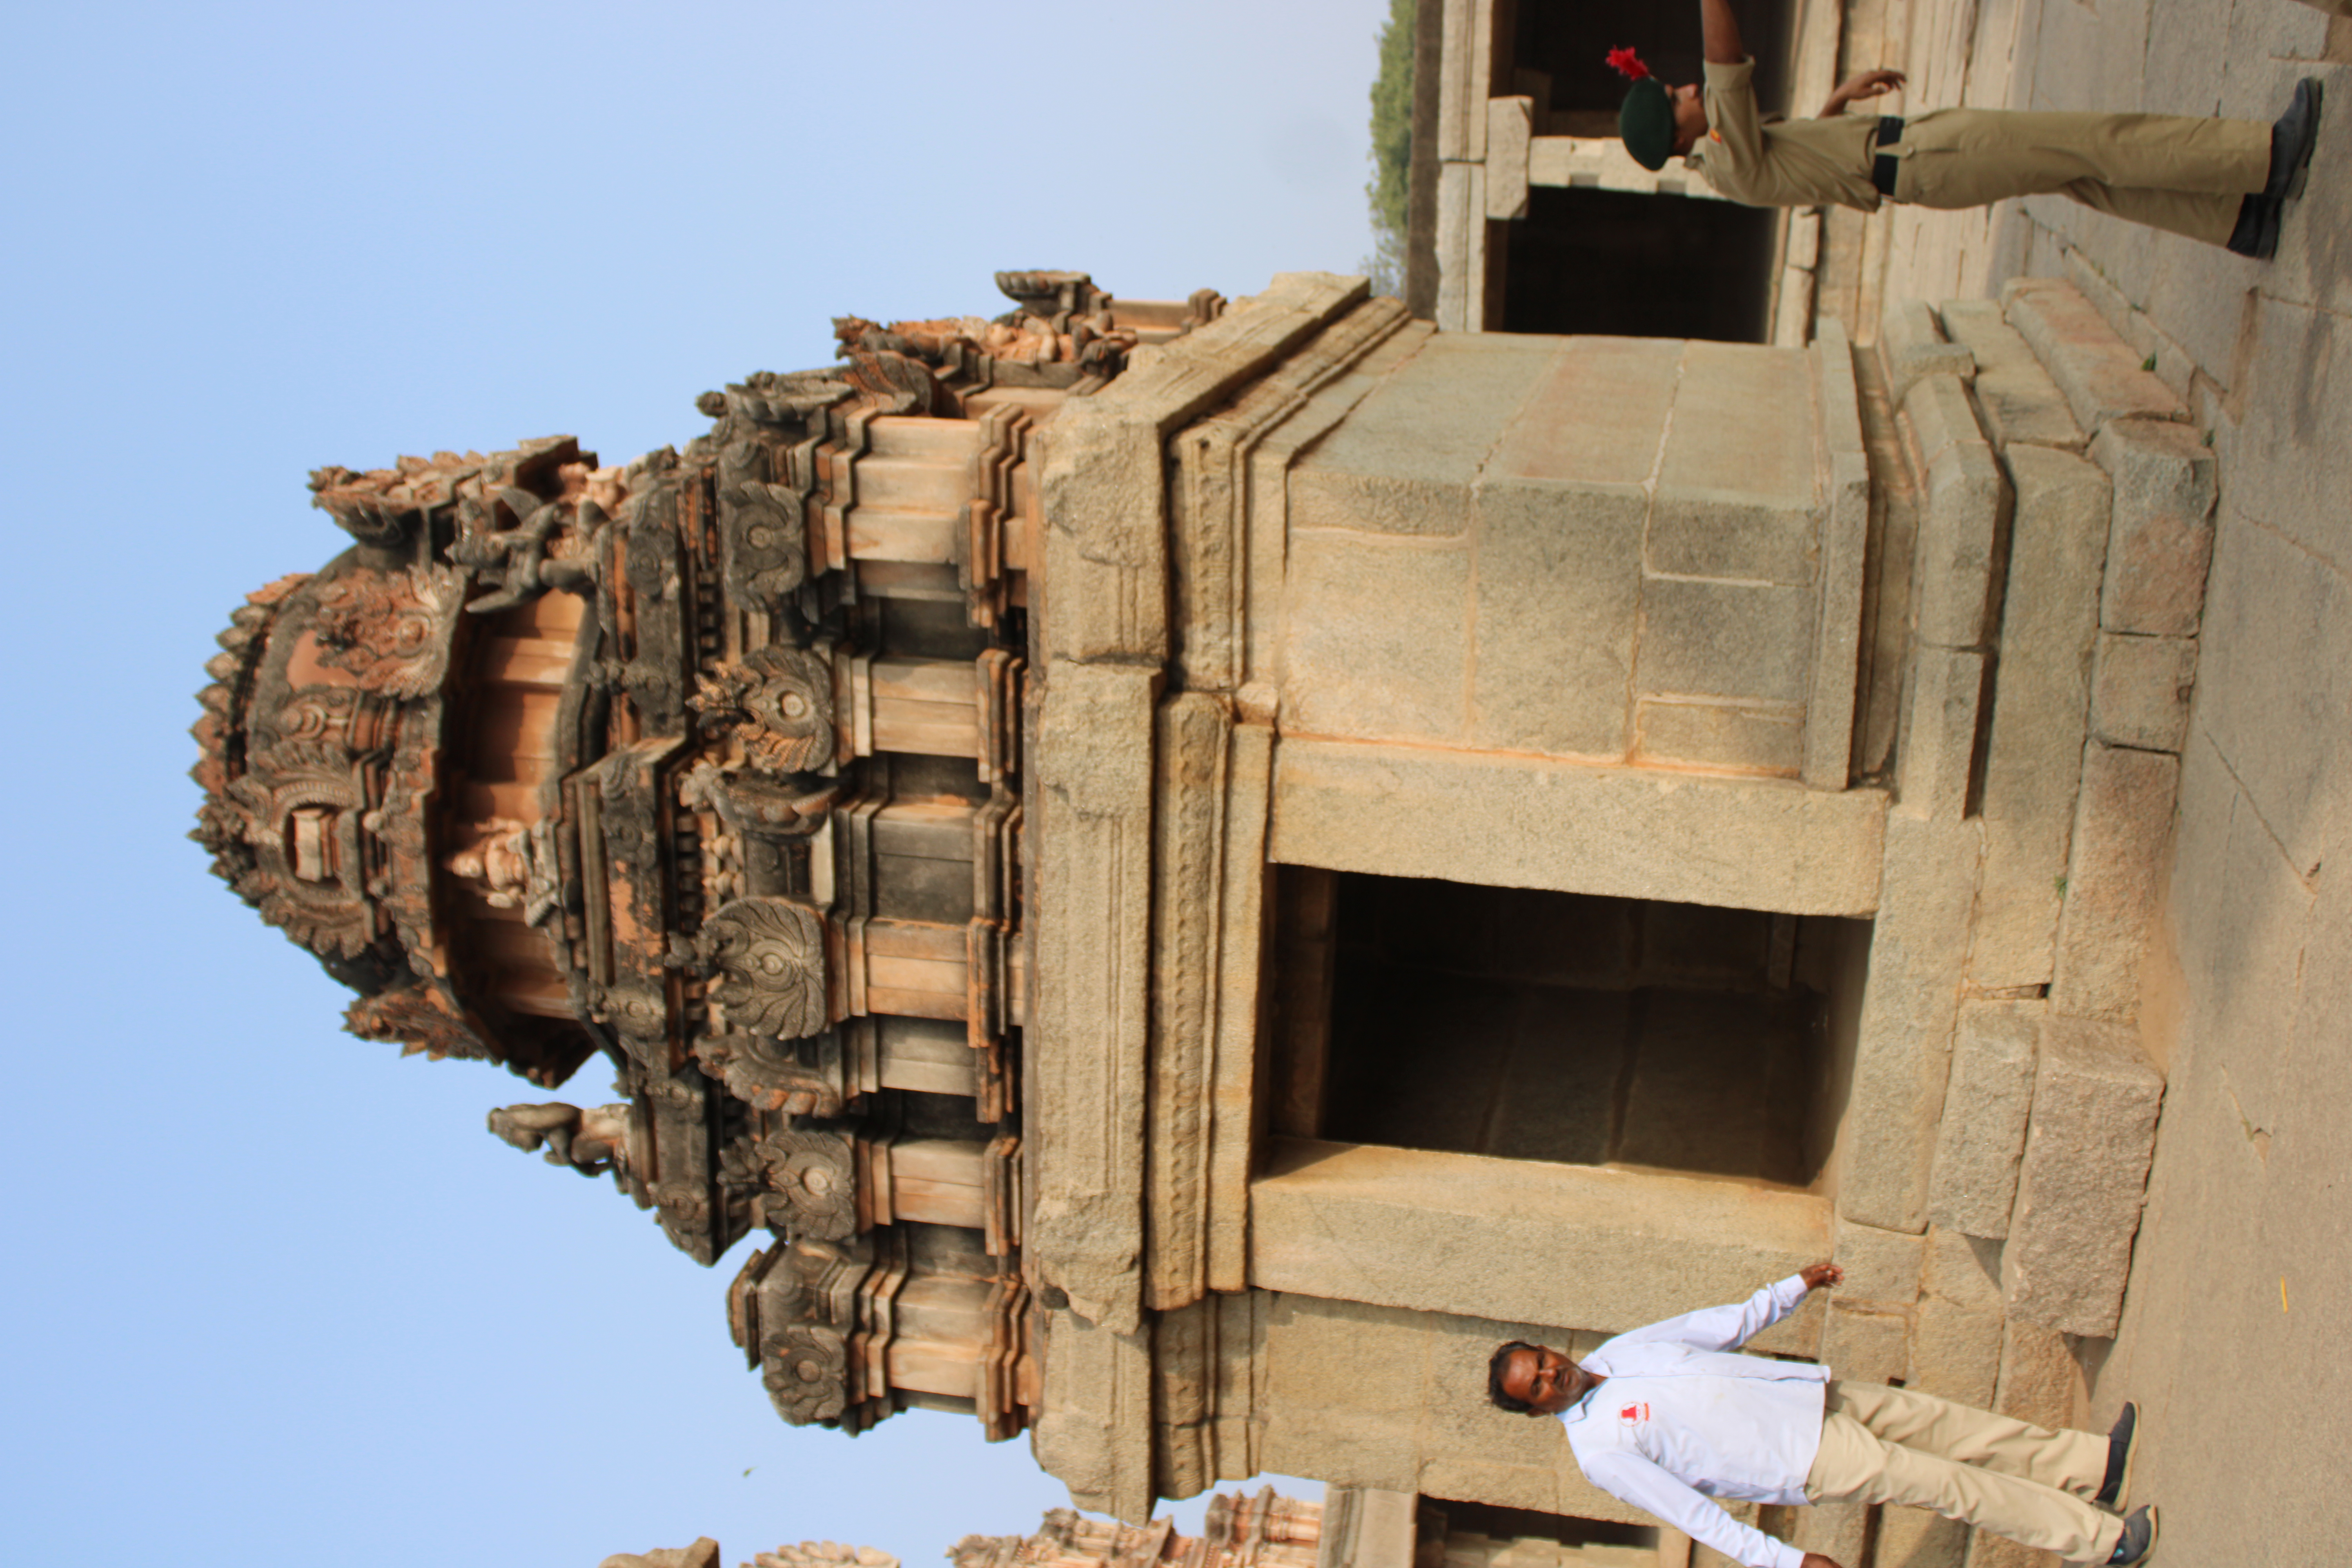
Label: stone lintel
xmin=1268 ymin=738 xmax=1888 ymax=916
xmin=1248 ymin=1137 xmax=1831 ymax=1348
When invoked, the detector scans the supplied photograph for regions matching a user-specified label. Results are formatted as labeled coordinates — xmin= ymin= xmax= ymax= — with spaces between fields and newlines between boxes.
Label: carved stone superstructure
xmin=203 ymin=267 xmax=2190 ymax=1567
xmin=195 ymin=272 xmax=1226 ymax=1436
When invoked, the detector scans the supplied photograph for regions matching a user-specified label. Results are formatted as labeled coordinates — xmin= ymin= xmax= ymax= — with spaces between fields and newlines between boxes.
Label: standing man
xmin=1611 ymin=0 xmax=2322 ymax=258
xmin=1488 ymin=1264 xmax=2156 ymax=1568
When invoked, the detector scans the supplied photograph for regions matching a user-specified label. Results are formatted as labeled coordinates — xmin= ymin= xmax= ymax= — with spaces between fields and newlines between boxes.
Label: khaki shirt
xmin=1685 ymin=56 xmax=1883 ymax=211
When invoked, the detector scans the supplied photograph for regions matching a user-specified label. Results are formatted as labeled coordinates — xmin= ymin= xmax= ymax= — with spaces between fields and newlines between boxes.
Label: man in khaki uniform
xmin=1616 ymin=0 xmax=2323 ymax=258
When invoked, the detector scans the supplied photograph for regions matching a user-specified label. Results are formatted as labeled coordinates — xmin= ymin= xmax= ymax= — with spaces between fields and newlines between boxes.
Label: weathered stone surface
xmin=1882 ymin=296 xmax=1978 ymax=409
xmin=1269 ymin=739 xmax=1889 ymax=917
xmin=1928 ymin=1002 xmax=2039 ymax=1238
xmin=1970 ymin=447 xmax=2108 ymax=991
xmin=2089 ymin=633 xmax=2196 ymax=752
xmin=1281 ymin=530 xmax=1470 ymax=741
xmin=1792 ymin=1502 xmax=1869 ymax=1566
xmin=1041 ymin=272 xmax=1366 ymax=664
xmin=1993 ymin=1317 xmax=2080 ymax=1431
xmin=1318 ymin=1487 xmax=1418 ymax=1568
xmin=2088 ymin=418 xmax=2217 ymax=637
xmin=1634 ymin=699 xmax=1804 ymax=776
xmin=1938 ymin=299 xmax=2085 ymax=453
xmin=1900 ymin=646 xmax=1986 ymax=819
xmin=1470 ymin=478 xmax=1645 ymax=757
xmin=1877 ymin=1510 xmax=1968 ymax=1568
xmin=1833 ymin=1217 xmax=1926 ymax=1306
xmin=1255 ymin=1291 xmax=1650 ymax=1524
xmin=1838 ymin=810 xmax=1983 ymax=1233
xmin=2001 ymin=278 xmax=2185 ymax=438
xmin=1651 ymin=341 xmax=1820 ymax=586
xmin=1906 ymin=375 xmax=2011 ymax=650
xmin=1250 ymin=1138 xmax=1829 ymax=1349
xmin=1027 ymin=662 xmax=1161 ymax=1334
xmin=1636 ymin=578 xmax=1816 ymax=705
xmin=1911 ymin=1228 xmax=2005 ymax=1408
xmin=1810 ymin=323 xmax=1871 ymax=790
xmin=1485 ymin=96 xmax=1532 ymax=219
xmin=1290 ymin=332 xmax=1558 ymax=539
xmin=2004 ymin=1018 xmax=2164 ymax=1337
xmin=2050 ymin=743 xmax=2178 ymax=1023
xmin=1032 ymin=1307 xmax=1156 ymax=1521
xmin=1146 ymin=695 xmax=1240 ymax=1312
xmin=1181 ymin=295 xmax=1418 ymax=695
xmin=1822 ymin=1301 xmax=1910 ymax=1385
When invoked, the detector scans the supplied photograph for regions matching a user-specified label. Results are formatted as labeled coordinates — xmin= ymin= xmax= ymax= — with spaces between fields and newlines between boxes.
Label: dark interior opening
xmin=1426 ymin=1501 xmax=1658 ymax=1554
xmin=1499 ymin=187 xmax=1778 ymax=343
xmin=1511 ymin=0 xmax=1799 ymax=130
xmin=1493 ymin=0 xmax=1798 ymax=343
xmin=1320 ymin=873 xmax=1831 ymax=1187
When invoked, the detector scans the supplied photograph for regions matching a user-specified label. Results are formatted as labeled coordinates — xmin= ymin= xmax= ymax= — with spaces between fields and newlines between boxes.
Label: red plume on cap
xmin=1606 ymin=47 xmax=1653 ymax=82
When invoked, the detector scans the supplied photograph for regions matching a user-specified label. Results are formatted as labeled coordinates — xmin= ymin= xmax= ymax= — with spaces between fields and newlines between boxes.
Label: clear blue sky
xmin=0 ymin=2 xmax=1381 ymax=1561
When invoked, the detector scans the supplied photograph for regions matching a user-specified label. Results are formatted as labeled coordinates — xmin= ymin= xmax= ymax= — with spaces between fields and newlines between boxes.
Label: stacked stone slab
xmin=1860 ymin=282 xmax=2192 ymax=1566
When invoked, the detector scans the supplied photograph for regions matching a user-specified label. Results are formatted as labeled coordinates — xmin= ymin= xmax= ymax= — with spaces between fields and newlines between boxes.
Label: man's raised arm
xmin=1700 ymin=0 xmax=1747 ymax=64
xmin=1609 ymin=1263 xmax=1844 ymax=1353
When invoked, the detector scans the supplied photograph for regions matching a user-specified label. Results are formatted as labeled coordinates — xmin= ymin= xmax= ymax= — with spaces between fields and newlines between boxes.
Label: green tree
xmin=1363 ymin=0 xmax=1415 ymax=298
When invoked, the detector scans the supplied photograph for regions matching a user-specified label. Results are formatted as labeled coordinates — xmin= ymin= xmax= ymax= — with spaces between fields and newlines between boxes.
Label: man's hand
xmin=1820 ymin=67 xmax=1906 ymax=116
xmin=1800 ymin=1555 xmax=1846 ymax=1568
xmin=1798 ymin=1261 xmax=1844 ymax=1291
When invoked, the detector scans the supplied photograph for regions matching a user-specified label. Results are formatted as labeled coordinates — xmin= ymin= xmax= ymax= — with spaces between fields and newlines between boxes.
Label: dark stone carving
xmin=695 ymin=1032 xmax=844 ymax=1117
xmin=620 ymin=495 xmax=687 ymax=728
xmin=757 ymin=1127 xmax=857 ymax=1240
xmin=717 ymin=468 xmax=809 ymax=612
xmin=701 ymin=897 xmax=828 ymax=1040
xmin=488 ymin=1101 xmax=633 ymax=1177
xmin=310 ymin=564 xmax=465 ymax=699
xmin=343 ymin=982 xmax=494 ymax=1067
xmin=690 ymin=648 xmax=835 ymax=775
xmin=454 ymin=486 xmax=603 ymax=614
xmin=221 ymin=739 xmax=376 ymax=958
xmin=762 ymin=1322 xmax=849 ymax=1425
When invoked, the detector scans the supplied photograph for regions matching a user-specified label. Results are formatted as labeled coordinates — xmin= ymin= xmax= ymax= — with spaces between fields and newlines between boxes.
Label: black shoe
xmin=2267 ymin=77 xmax=2324 ymax=201
xmin=2095 ymin=1401 xmax=2138 ymax=1508
xmin=2106 ymin=1504 xmax=2158 ymax=1566
xmin=2226 ymin=193 xmax=2282 ymax=259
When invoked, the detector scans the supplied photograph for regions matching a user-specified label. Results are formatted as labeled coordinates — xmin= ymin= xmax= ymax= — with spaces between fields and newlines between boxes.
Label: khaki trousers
xmin=1804 ymin=1381 xmax=2125 ymax=1563
xmin=1887 ymin=109 xmax=2271 ymax=246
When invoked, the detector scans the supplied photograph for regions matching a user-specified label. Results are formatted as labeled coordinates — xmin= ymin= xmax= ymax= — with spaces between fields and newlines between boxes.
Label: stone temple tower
xmin=197 ymin=265 xmax=2198 ymax=1562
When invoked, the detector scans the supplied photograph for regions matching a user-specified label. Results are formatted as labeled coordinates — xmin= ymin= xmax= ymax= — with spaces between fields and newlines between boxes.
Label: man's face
xmin=1670 ymin=83 xmax=1709 ymax=154
xmin=1499 ymin=1345 xmax=1588 ymax=1415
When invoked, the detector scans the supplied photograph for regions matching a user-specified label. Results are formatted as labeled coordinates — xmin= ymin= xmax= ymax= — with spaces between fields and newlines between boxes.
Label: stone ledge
xmin=1249 ymin=1137 xmax=1831 ymax=1346
xmin=2000 ymin=278 xmax=2185 ymax=440
xmin=1268 ymin=737 xmax=1889 ymax=916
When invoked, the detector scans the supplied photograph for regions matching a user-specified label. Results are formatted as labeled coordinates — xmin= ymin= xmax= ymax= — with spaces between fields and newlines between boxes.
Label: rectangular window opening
xmin=1308 ymin=872 xmax=1871 ymax=1190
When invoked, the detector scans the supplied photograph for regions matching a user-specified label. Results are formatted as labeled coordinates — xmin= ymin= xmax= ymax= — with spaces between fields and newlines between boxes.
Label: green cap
xmin=1619 ymin=79 xmax=1673 ymax=171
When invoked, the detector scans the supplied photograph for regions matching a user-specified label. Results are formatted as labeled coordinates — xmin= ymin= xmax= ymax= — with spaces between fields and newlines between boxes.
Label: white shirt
xmin=1561 ymin=1276 xmax=1828 ymax=1568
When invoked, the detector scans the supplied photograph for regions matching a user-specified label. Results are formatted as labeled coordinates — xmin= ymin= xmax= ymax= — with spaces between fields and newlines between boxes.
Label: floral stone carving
xmin=700 ymin=897 xmax=829 ymax=1039
xmin=759 ymin=1127 xmax=857 ymax=1241
xmin=310 ymin=564 xmax=465 ymax=699
xmin=690 ymin=647 xmax=835 ymax=775
xmin=762 ymin=1322 xmax=849 ymax=1425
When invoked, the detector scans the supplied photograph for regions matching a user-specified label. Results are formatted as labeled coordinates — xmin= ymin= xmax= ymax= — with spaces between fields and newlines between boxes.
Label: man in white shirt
xmin=1488 ymin=1264 xmax=2156 ymax=1568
